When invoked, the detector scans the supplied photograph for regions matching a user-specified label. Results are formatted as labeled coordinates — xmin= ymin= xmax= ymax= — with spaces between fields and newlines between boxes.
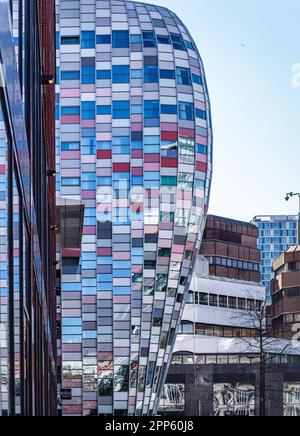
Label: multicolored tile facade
xmin=56 ymin=0 xmax=213 ymax=416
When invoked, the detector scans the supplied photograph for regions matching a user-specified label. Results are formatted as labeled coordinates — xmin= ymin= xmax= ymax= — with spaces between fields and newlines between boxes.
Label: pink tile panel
xmin=114 ymin=296 xmax=131 ymax=304
xmin=196 ymin=135 xmax=208 ymax=146
xmin=97 ymin=203 xmax=112 ymax=212
xmin=82 ymin=85 xmax=95 ymax=93
xmin=132 ymin=167 xmax=143 ymax=176
xmin=195 ymin=101 xmax=206 ymax=111
xmin=96 ymin=88 xmax=111 ymax=97
xmin=83 ymin=296 xmax=97 ymax=304
xmin=131 ymin=115 xmax=143 ymax=123
xmin=82 ymin=120 xmax=95 ymax=128
xmin=61 ymin=115 xmax=80 ymax=124
xmin=131 ymin=123 xmax=143 ymax=131
xmin=113 ymin=252 xmax=131 ymax=260
xmin=159 ymin=222 xmax=174 ymax=231
xmin=196 ymin=153 xmax=208 ymax=163
xmin=61 ymin=168 xmax=81 ymax=177
xmin=62 ymin=344 xmax=82 ymax=352
xmin=131 ymin=230 xmax=143 ymax=238
xmin=82 ymin=155 xmax=96 ymax=163
xmin=97 ymin=168 xmax=112 ymax=176
xmin=131 ymin=150 xmax=143 ymax=158
xmin=161 ymin=122 xmax=178 ymax=132
xmin=132 ymin=266 xmax=143 ymax=274
xmin=61 ymin=151 xmax=81 ymax=160
xmin=83 ymin=226 xmax=96 ymax=235
xmin=173 ymin=244 xmax=185 ymax=254
xmin=157 ymin=257 xmax=170 ymax=266
xmin=97 ymin=247 xmax=112 ymax=256
xmin=82 ymin=190 xmax=96 ymax=199
xmin=144 ymin=163 xmax=160 ymax=171
xmin=96 ymin=132 xmax=112 ymax=141
xmin=96 ymin=115 xmax=112 ymax=123
xmin=61 ymin=88 xmax=81 ymax=98
xmin=131 ymin=61 xmax=143 ymax=69
xmin=158 ymin=239 xmax=172 ymax=248
xmin=131 ymin=88 xmax=143 ymax=96
xmin=171 ymin=253 xmax=183 ymax=262
xmin=62 ymin=248 xmax=81 ymax=257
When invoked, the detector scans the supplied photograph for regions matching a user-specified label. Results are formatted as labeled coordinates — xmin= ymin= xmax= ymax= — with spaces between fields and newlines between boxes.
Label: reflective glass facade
xmin=56 ymin=0 xmax=212 ymax=416
xmin=252 ymin=215 xmax=298 ymax=299
xmin=0 ymin=0 xmax=57 ymax=416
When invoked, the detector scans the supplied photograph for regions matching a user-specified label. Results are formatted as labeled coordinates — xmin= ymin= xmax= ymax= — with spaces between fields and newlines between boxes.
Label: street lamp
xmin=285 ymin=192 xmax=300 ymax=244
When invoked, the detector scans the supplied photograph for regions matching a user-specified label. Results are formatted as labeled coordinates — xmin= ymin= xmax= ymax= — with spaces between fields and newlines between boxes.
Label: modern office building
xmin=159 ymin=217 xmax=300 ymax=417
xmin=0 ymin=0 xmax=57 ymax=416
xmin=252 ymin=215 xmax=298 ymax=298
xmin=270 ymin=245 xmax=300 ymax=340
xmin=201 ymin=215 xmax=261 ymax=283
xmin=56 ymin=0 xmax=213 ymax=416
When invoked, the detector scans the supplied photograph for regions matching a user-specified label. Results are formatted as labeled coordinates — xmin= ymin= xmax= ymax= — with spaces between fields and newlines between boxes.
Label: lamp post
xmin=285 ymin=192 xmax=300 ymax=245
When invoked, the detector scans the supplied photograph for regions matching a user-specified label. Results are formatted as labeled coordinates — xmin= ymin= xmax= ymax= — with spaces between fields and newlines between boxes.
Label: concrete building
xmin=270 ymin=245 xmax=300 ymax=340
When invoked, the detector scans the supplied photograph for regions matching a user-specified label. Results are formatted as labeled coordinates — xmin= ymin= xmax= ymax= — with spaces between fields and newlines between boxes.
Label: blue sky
xmin=141 ymin=0 xmax=300 ymax=221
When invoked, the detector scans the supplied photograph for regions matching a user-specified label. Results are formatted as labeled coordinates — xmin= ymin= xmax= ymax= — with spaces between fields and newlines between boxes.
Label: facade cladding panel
xmin=56 ymin=0 xmax=213 ymax=416
xmin=0 ymin=0 xmax=57 ymax=416
xmin=201 ymin=215 xmax=261 ymax=283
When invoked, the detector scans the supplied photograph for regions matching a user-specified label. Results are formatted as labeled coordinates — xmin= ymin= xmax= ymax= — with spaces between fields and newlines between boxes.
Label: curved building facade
xmin=56 ymin=0 xmax=213 ymax=416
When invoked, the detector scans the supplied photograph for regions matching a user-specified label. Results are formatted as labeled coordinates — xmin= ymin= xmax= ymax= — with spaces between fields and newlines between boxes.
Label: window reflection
xmin=214 ymin=383 xmax=255 ymax=417
xmin=284 ymin=383 xmax=300 ymax=416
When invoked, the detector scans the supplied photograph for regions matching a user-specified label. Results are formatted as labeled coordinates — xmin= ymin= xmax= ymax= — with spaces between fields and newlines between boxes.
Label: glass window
xmin=199 ymin=293 xmax=208 ymax=305
xmin=97 ymin=105 xmax=111 ymax=116
xmin=61 ymin=106 xmax=80 ymax=116
xmin=131 ymin=34 xmax=142 ymax=44
xmin=142 ymin=31 xmax=157 ymax=47
xmin=209 ymin=294 xmax=218 ymax=307
xmin=82 ymin=65 xmax=95 ymax=84
xmin=192 ymin=74 xmax=203 ymax=85
xmin=161 ymin=104 xmax=178 ymax=115
xmin=185 ymin=40 xmax=195 ymax=51
xmin=144 ymin=100 xmax=159 ymax=118
xmin=61 ymin=141 xmax=80 ymax=151
xmin=228 ymin=297 xmax=237 ymax=309
xmin=61 ymin=36 xmax=80 ymax=45
xmin=157 ymin=35 xmax=171 ymax=45
xmin=112 ymin=30 xmax=129 ymax=48
xmin=176 ymin=67 xmax=191 ymax=85
xmin=61 ymin=177 xmax=80 ymax=186
xmin=81 ymin=101 xmax=95 ymax=119
xmin=144 ymin=65 xmax=159 ymax=83
xmin=112 ymin=65 xmax=130 ymax=83
xmin=155 ymin=274 xmax=168 ymax=293
xmin=160 ymin=69 xmax=175 ymax=80
xmin=81 ymin=31 xmax=95 ymax=48
xmin=96 ymin=34 xmax=111 ymax=44
xmin=114 ymin=366 xmax=129 ymax=392
xmin=170 ymin=33 xmax=186 ymax=51
xmin=179 ymin=102 xmax=194 ymax=121
xmin=219 ymin=295 xmax=228 ymax=308
xmin=196 ymin=108 xmax=207 ymax=120
xmin=131 ymin=69 xmax=142 ymax=79
xmin=112 ymin=101 xmax=130 ymax=119
xmin=97 ymin=70 xmax=111 ymax=80
xmin=61 ymin=71 xmax=80 ymax=80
